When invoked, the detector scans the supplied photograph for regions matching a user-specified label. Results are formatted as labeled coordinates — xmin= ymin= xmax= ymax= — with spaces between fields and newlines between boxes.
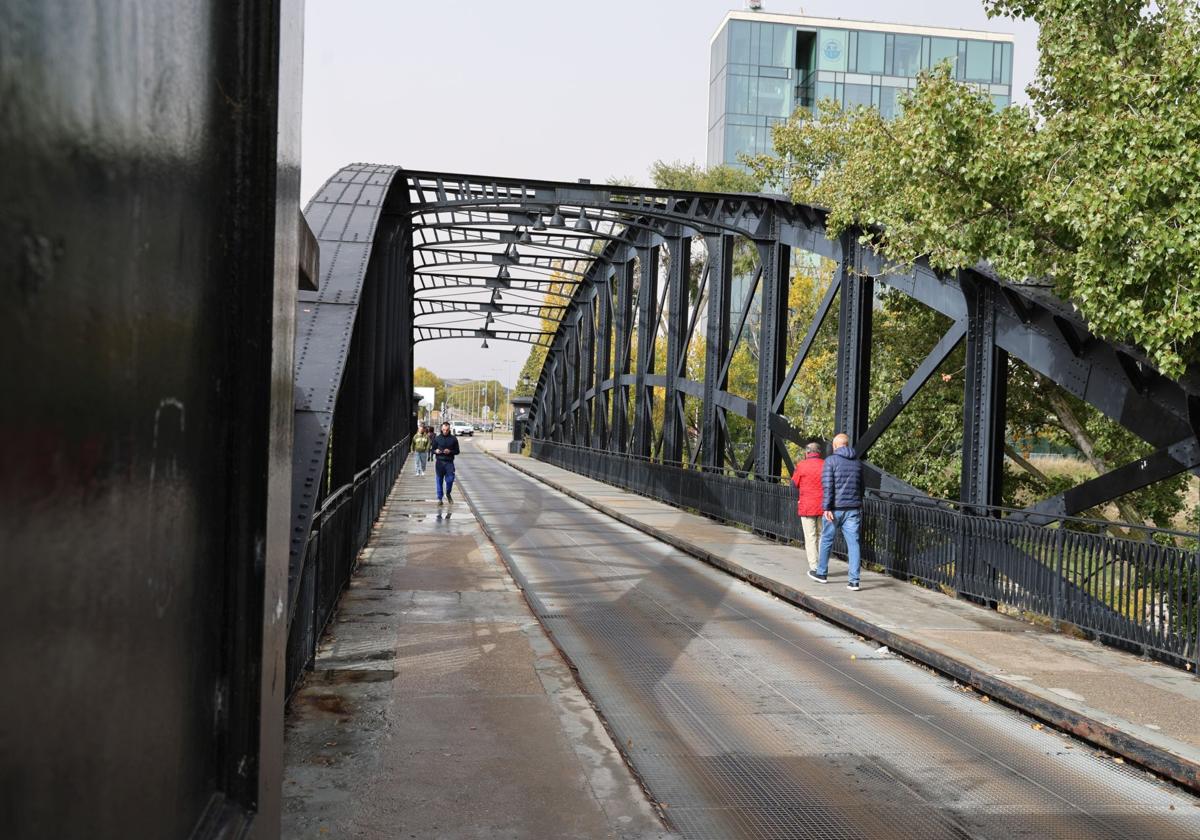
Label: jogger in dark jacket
xmin=810 ymin=433 xmax=864 ymax=590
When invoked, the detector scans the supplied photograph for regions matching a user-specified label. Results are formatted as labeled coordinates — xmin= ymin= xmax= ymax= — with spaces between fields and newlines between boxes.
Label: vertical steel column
xmin=611 ymin=258 xmax=635 ymax=452
xmin=541 ymin=356 xmax=554 ymax=440
xmin=593 ymin=266 xmax=613 ymax=448
xmin=834 ymin=229 xmax=873 ymax=444
xmin=558 ymin=338 xmax=571 ymax=442
xmin=399 ymin=227 xmax=414 ymax=439
xmin=356 ymin=259 xmax=378 ymax=467
xmin=960 ymin=272 xmax=1008 ymax=508
xmin=701 ymin=234 xmax=734 ymax=470
xmin=562 ymin=321 xmax=577 ymax=443
xmin=633 ymin=245 xmax=659 ymax=458
xmin=754 ymin=232 xmax=790 ymax=480
xmin=577 ymin=299 xmax=593 ymax=446
xmin=548 ymin=352 xmax=562 ymax=441
xmin=663 ymin=235 xmax=690 ymax=464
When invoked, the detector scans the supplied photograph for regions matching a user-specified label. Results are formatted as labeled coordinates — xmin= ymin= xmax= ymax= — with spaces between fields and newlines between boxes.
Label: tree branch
xmin=1038 ymin=374 xmax=1152 ymax=530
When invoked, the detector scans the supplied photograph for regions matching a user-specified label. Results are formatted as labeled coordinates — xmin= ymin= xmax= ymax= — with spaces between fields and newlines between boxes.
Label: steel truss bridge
xmin=291 ymin=162 xmax=1200 ymax=688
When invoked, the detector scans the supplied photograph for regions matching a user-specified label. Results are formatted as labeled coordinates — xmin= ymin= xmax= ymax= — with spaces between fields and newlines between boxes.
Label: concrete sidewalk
xmin=282 ymin=464 xmax=672 ymax=839
xmin=480 ymin=440 xmax=1200 ymax=793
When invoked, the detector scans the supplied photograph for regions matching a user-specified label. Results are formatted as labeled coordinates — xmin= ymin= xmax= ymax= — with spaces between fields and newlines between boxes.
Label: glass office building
xmin=708 ymin=11 xmax=1014 ymax=167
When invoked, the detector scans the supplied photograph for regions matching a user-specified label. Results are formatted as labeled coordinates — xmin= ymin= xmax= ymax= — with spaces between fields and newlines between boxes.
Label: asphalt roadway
xmin=462 ymin=449 xmax=1200 ymax=840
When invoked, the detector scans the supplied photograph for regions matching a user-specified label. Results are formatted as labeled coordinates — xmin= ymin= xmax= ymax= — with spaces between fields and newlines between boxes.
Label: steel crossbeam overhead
xmin=414 ymin=297 xmax=566 ymax=317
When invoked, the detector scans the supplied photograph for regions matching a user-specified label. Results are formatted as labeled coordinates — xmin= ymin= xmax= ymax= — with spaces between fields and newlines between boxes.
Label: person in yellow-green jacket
xmin=411 ymin=424 xmax=431 ymax=476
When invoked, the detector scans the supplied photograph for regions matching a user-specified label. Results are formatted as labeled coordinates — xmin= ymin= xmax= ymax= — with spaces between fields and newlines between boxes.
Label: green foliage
xmin=749 ymin=0 xmax=1200 ymax=378
xmin=516 ymin=272 xmax=576 ymax=396
xmin=446 ymin=379 xmax=508 ymax=415
xmin=413 ymin=366 xmax=446 ymax=409
xmin=649 ymin=160 xmax=764 ymax=194
xmin=863 ymin=293 xmax=967 ymax=499
xmin=515 ymin=349 xmax=544 ymax=397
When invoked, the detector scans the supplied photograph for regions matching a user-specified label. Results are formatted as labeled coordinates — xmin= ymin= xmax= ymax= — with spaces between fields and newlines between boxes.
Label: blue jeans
xmin=435 ymin=460 xmax=456 ymax=499
xmin=415 ymin=451 xmax=427 ymax=473
xmin=816 ymin=509 xmax=861 ymax=584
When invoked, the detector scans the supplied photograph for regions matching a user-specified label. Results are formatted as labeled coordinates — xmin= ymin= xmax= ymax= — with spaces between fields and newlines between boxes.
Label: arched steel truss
xmin=517 ymin=181 xmax=1200 ymax=520
xmin=289 ymin=163 xmax=1200 ymax=686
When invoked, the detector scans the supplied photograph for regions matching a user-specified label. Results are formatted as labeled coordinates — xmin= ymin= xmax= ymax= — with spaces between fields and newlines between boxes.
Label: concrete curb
xmin=485 ymin=448 xmax=1200 ymax=795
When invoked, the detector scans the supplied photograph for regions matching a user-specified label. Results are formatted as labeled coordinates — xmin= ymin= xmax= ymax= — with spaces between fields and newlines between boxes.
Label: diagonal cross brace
xmin=857 ymin=320 xmax=967 ymax=457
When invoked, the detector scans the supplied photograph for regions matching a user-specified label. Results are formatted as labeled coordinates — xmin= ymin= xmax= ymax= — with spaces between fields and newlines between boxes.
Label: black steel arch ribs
xmin=291 ymin=164 xmax=1200 ymax=683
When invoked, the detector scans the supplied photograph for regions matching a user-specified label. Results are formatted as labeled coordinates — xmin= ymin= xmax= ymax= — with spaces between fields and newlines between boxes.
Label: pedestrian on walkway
xmin=809 ymin=432 xmax=864 ymax=591
xmin=412 ymin=424 xmax=430 ymax=475
xmin=432 ymin=421 xmax=460 ymax=506
xmin=790 ymin=441 xmax=824 ymax=571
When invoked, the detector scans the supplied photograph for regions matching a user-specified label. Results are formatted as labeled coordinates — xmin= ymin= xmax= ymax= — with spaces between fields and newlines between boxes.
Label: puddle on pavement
xmin=309 ymin=668 xmax=397 ymax=685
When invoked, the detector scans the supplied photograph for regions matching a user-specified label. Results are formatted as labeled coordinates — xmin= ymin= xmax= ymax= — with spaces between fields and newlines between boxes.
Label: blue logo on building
xmin=823 ymin=39 xmax=842 ymax=61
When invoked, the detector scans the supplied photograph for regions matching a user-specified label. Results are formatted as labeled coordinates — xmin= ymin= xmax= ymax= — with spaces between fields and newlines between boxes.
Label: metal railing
xmin=286 ymin=436 xmax=410 ymax=694
xmin=531 ymin=439 xmax=1199 ymax=671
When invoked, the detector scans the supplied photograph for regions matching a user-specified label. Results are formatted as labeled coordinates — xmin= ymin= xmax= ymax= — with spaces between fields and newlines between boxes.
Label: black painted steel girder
xmin=299 ymin=165 xmax=1200 ymax=548
xmin=286 ymin=164 xmax=1200 ymax=731
xmin=476 ymin=170 xmax=1200 ymax=518
xmin=294 ymin=163 xmax=415 ymax=654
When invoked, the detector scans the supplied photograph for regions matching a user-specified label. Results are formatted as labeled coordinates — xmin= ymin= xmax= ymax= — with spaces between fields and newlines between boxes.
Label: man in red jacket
xmin=790 ymin=441 xmax=824 ymax=571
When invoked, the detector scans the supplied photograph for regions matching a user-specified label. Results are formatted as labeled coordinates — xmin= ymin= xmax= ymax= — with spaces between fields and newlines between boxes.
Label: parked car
xmin=481 ymin=423 xmax=494 ymax=432
xmin=450 ymin=421 xmax=473 ymax=436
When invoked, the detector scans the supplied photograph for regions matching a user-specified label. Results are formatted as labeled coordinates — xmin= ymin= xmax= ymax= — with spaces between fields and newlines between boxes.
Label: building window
xmin=844 ymin=83 xmax=873 ymax=109
xmin=965 ymin=40 xmax=992 ymax=82
xmin=729 ymin=20 xmax=751 ymax=64
xmin=892 ymin=34 xmax=922 ymax=77
xmin=855 ymin=31 xmax=885 ymax=74
xmin=878 ymin=86 xmax=901 ymax=119
xmin=757 ymin=77 xmax=791 ymax=117
xmin=818 ymin=29 xmax=848 ymax=72
xmin=929 ymin=37 xmax=958 ymax=72
xmin=727 ymin=73 xmax=751 ymax=114
xmin=727 ymin=123 xmax=757 ymax=162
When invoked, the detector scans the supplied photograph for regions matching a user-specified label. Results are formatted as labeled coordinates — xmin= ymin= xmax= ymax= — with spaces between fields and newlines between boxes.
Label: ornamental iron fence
xmin=286 ymin=437 xmax=410 ymax=694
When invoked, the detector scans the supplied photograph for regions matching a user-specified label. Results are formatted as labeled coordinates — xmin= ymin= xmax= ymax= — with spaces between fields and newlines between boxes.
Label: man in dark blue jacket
xmin=809 ymin=433 xmax=864 ymax=590
xmin=431 ymin=421 xmax=461 ymax=506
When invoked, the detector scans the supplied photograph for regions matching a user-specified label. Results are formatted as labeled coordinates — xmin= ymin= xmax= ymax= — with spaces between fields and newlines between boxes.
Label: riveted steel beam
xmin=611 ymin=258 xmax=635 ymax=453
xmin=961 ymin=272 xmax=1008 ymax=509
xmin=663 ymin=235 xmax=691 ymax=464
xmin=632 ymin=246 xmax=659 ymax=458
xmin=701 ymin=234 xmax=734 ymax=471
xmin=834 ymin=230 xmax=873 ymax=446
xmin=593 ymin=265 xmax=613 ymax=448
xmin=754 ymin=232 xmax=790 ymax=480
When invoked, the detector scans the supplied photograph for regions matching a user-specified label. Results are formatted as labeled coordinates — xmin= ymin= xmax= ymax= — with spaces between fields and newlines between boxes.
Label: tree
xmin=413 ymin=366 xmax=445 ymax=410
xmin=516 ymin=271 xmax=577 ymax=396
xmin=744 ymin=0 xmax=1194 ymax=528
xmin=750 ymin=0 xmax=1200 ymax=379
xmin=447 ymin=379 xmax=509 ymax=418
xmin=649 ymin=160 xmax=763 ymax=194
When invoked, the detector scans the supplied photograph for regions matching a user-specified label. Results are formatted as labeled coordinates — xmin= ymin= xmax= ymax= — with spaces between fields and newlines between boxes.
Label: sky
xmin=301 ymin=0 xmax=1040 ymax=385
